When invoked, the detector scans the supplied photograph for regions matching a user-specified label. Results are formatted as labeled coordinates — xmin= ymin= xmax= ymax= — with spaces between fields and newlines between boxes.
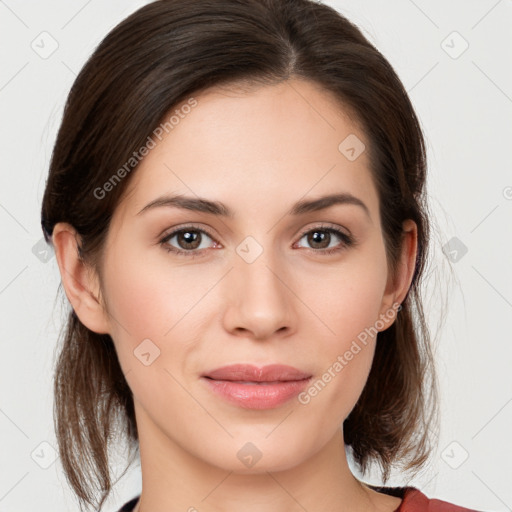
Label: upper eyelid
xmin=160 ymin=224 xmax=216 ymax=242
xmin=296 ymin=223 xmax=351 ymax=238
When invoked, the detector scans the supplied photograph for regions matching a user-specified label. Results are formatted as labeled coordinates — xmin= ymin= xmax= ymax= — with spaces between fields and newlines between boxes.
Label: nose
xmin=221 ymin=246 xmax=297 ymax=340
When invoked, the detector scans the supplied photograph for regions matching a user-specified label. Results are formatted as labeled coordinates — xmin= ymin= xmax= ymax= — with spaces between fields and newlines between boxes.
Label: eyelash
xmin=159 ymin=223 xmax=356 ymax=258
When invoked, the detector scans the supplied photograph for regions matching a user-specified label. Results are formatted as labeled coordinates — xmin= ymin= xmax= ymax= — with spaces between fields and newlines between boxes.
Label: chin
xmin=196 ymin=434 xmax=316 ymax=475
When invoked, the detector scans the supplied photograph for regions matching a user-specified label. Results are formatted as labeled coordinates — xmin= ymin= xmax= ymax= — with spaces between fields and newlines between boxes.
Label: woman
xmin=41 ymin=0 xmax=481 ymax=510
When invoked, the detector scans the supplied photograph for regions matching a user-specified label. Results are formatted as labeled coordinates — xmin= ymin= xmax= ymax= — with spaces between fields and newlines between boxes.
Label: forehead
xmin=116 ymin=79 xmax=379 ymax=222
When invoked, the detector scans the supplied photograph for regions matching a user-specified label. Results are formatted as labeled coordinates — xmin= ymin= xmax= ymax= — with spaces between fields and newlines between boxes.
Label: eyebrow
xmin=136 ymin=192 xmax=371 ymax=220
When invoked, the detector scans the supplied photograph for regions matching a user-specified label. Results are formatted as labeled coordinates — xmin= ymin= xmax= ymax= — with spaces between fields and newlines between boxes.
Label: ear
xmin=377 ymin=219 xmax=418 ymax=330
xmin=51 ymin=222 xmax=110 ymax=334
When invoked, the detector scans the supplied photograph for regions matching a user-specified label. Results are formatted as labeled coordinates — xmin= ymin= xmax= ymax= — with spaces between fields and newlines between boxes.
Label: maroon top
xmin=117 ymin=488 xmax=481 ymax=511
xmin=396 ymin=488 xmax=480 ymax=511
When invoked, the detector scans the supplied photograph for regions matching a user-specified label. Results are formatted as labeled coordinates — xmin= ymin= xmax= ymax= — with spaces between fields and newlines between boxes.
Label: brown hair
xmin=41 ymin=0 xmax=437 ymax=509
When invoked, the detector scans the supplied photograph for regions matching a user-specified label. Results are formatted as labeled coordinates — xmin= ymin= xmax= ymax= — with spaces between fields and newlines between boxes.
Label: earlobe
xmin=378 ymin=219 xmax=418 ymax=330
xmin=51 ymin=222 xmax=110 ymax=334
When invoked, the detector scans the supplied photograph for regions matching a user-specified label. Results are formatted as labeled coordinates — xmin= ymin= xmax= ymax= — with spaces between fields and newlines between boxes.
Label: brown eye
xmin=160 ymin=226 xmax=218 ymax=256
xmin=306 ymin=230 xmax=331 ymax=249
xmin=296 ymin=226 xmax=354 ymax=255
xmin=174 ymin=230 xmax=202 ymax=250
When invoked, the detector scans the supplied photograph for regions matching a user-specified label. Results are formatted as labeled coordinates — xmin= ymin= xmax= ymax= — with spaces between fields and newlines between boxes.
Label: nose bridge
xmin=222 ymin=233 xmax=296 ymax=337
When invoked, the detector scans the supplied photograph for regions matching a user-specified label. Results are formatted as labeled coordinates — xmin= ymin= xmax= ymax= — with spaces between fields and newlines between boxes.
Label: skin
xmin=52 ymin=78 xmax=417 ymax=512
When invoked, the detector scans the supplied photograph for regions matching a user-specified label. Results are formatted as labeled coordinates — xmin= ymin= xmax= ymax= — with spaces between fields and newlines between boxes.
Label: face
xmin=95 ymin=79 xmax=402 ymax=473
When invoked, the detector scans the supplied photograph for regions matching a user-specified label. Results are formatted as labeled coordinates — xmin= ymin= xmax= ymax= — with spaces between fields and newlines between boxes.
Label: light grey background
xmin=1 ymin=0 xmax=511 ymax=511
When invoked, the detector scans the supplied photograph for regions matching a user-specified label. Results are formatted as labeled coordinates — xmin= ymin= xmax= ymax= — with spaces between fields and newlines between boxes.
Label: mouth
xmin=201 ymin=364 xmax=312 ymax=409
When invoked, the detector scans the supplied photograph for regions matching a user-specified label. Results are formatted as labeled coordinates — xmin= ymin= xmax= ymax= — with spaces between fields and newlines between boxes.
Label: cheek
xmin=101 ymin=254 xmax=207 ymax=417
xmin=102 ymin=239 xmax=212 ymax=330
xmin=300 ymin=244 xmax=388 ymax=345
xmin=99 ymin=245 xmax=210 ymax=373
xmin=295 ymin=247 xmax=388 ymax=418
xmin=297 ymin=309 xmax=377 ymax=429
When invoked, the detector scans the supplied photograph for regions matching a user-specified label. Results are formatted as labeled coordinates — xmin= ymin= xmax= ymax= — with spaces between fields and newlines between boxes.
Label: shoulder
xmin=369 ymin=485 xmax=481 ymax=511
xmin=117 ymin=489 xmax=483 ymax=512
xmin=117 ymin=495 xmax=140 ymax=512
xmin=398 ymin=488 xmax=482 ymax=512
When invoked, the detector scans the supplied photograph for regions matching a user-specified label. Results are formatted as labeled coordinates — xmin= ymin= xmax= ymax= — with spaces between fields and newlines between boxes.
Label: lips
xmin=202 ymin=364 xmax=312 ymax=382
xmin=201 ymin=364 xmax=312 ymax=409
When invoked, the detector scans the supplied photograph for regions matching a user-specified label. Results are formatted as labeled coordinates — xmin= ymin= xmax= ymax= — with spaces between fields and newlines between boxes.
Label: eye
xmin=159 ymin=225 xmax=219 ymax=258
xmin=294 ymin=224 xmax=355 ymax=255
xmin=159 ymin=223 xmax=356 ymax=258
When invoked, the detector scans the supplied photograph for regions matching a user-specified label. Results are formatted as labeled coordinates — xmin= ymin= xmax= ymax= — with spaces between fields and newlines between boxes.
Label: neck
xmin=131 ymin=401 xmax=399 ymax=512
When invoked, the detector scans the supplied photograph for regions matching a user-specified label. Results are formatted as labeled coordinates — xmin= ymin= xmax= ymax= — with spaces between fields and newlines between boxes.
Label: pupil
xmin=181 ymin=231 xmax=199 ymax=249
xmin=310 ymin=230 xmax=329 ymax=248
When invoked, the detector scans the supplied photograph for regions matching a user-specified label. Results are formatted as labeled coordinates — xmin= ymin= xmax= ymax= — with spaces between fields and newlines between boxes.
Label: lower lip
xmin=202 ymin=377 xmax=311 ymax=409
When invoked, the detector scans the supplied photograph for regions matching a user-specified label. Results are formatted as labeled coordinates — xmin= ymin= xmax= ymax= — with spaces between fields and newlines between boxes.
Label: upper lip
xmin=202 ymin=364 xmax=311 ymax=382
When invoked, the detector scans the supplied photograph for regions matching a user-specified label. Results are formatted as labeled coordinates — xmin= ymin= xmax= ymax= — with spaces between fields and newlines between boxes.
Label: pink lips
xmin=201 ymin=364 xmax=312 ymax=409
